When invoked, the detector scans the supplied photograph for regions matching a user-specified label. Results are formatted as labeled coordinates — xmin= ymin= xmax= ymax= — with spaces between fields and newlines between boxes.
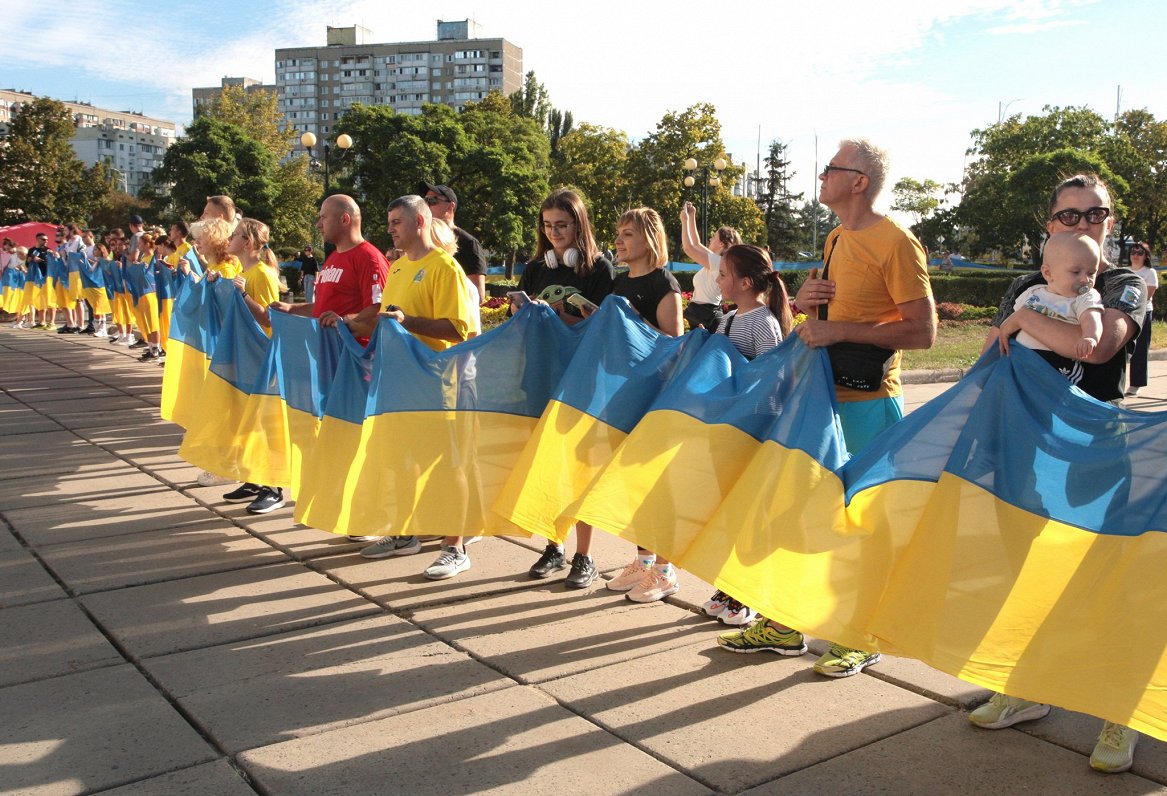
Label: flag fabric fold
xmin=845 ymin=343 xmax=1167 ymax=741
xmin=161 ymin=285 xmax=1167 ymax=742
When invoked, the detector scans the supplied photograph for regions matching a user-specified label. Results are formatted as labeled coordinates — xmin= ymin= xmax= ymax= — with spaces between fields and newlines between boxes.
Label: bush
xmin=929 ymin=272 xmax=1020 ymax=308
xmin=936 ymin=301 xmax=998 ymax=322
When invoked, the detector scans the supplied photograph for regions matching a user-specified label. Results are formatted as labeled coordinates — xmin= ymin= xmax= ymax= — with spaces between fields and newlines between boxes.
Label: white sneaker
xmin=968 ymin=693 xmax=1050 ymax=729
xmin=359 ymin=536 xmax=422 ymax=559
xmin=424 ymin=545 xmax=471 ymax=580
xmin=703 ymin=590 xmax=731 ymax=618
xmin=719 ymin=600 xmax=757 ymax=626
xmin=196 ymin=471 xmax=235 ymax=487
xmin=94 ymin=328 xmax=108 ymax=338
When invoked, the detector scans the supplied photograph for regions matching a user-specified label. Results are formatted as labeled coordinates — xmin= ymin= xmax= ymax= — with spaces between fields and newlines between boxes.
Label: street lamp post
xmin=683 ymin=156 xmax=728 ymax=243
xmin=299 ymin=131 xmax=353 ymax=197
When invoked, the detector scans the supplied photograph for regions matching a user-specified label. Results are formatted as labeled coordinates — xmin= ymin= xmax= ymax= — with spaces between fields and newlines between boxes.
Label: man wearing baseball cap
xmin=419 ymin=182 xmax=487 ymax=301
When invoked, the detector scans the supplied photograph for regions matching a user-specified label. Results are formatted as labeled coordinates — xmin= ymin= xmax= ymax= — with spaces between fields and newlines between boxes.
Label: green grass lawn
xmin=901 ymin=319 xmax=1167 ymax=371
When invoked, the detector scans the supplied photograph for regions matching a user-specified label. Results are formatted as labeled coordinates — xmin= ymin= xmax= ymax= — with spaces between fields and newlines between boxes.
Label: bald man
xmin=271 ymin=194 xmax=388 ymax=341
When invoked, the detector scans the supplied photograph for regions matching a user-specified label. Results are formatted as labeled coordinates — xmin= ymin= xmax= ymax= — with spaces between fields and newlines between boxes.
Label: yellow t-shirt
xmin=822 ymin=216 xmax=931 ymax=402
xmin=165 ymin=241 xmax=192 ymax=267
xmin=381 ymin=248 xmax=477 ymax=351
xmin=207 ymin=255 xmax=243 ymax=280
xmin=243 ymin=263 xmax=281 ymax=308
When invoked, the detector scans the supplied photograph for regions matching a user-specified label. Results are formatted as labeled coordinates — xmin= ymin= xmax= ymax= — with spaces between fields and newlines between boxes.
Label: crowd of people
xmin=0 ymin=137 xmax=1155 ymax=776
xmin=0 ymin=196 xmax=262 ymax=364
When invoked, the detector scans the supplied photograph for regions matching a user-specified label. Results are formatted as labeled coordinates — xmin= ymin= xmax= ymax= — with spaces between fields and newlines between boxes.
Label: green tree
xmin=547 ymin=107 xmax=574 ymax=159
xmin=757 ymin=139 xmax=804 ymax=259
xmin=336 ymin=94 xmax=549 ymax=263
xmin=796 ymin=200 xmax=839 ymax=257
xmin=456 ymin=92 xmax=551 ymax=264
xmin=957 ymin=105 xmax=1114 ymax=259
xmin=1007 ymin=148 xmax=1125 ymax=264
xmin=1109 ymin=109 xmax=1167 ymax=250
xmin=552 ymin=123 xmax=631 ymax=244
xmin=88 ymin=187 xmax=151 ymax=233
xmin=509 ymin=71 xmax=552 ymax=125
xmin=155 ymin=115 xmax=278 ymax=227
xmin=270 ymin=157 xmax=322 ymax=250
xmin=162 ymin=83 xmax=317 ymax=244
xmin=199 ymin=83 xmax=294 ymax=157
xmin=628 ymin=103 xmax=755 ymax=256
xmin=334 ymin=103 xmax=467 ymax=247
xmin=510 ymin=70 xmax=573 ymax=160
xmin=892 ymin=177 xmax=950 ymax=251
xmin=0 ymin=97 xmax=110 ymax=223
xmin=891 ymin=177 xmax=944 ymax=225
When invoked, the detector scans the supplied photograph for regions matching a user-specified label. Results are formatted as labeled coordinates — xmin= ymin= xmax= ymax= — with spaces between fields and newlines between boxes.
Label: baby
xmin=1005 ymin=231 xmax=1103 ymax=366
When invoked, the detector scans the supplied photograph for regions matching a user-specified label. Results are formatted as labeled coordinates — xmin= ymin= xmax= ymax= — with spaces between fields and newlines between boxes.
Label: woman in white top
xmin=1126 ymin=241 xmax=1158 ymax=396
xmin=679 ymin=201 xmax=741 ymax=331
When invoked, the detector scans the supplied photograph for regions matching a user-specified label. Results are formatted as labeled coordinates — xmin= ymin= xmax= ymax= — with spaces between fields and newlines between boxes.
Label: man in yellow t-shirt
xmin=338 ymin=194 xmax=480 ymax=577
xmin=338 ymin=195 xmax=477 ymax=351
xmin=718 ymin=138 xmax=936 ymax=678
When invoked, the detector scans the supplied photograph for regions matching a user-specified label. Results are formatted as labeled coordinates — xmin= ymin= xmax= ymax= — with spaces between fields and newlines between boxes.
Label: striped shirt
xmin=716 ymin=306 xmax=783 ymax=360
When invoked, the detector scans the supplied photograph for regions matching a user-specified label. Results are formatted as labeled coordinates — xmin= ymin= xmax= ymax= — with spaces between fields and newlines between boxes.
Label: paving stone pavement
xmin=2 ymin=325 xmax=1166 ymax=795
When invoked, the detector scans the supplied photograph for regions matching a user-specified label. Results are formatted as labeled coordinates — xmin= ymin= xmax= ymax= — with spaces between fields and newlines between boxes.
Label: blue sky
xmin=3 ymin=0 xmax=1163 ymax=211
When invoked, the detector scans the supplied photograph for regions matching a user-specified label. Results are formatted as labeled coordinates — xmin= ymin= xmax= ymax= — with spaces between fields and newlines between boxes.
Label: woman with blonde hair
xmin=602 ymin=207 xmax=684 ymax=603
xmin=186 ymin=218 xmax=242 ymax=280
xmin=217 ymin=218 xmax=287 ymax=514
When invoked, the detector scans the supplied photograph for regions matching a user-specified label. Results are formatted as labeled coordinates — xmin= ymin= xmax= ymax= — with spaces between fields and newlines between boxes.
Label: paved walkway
xmin=2 ymin=326 xmax=1166 ymax=795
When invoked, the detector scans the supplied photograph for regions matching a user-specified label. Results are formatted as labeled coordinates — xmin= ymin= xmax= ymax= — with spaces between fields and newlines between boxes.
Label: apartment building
xmin=0 ymin=89 xmax=176 ymax=196
xmin=274 ymin=19 xmax=523 ymax=153
xmin=192 ymin=76 xmax=278 ymax=117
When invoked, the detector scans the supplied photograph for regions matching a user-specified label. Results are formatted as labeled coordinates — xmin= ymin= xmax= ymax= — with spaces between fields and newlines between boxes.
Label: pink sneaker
xmin=625 ymin=567 xmax=680 ymax=603
xmin=606 ymin=559 xmax=651 ymax=592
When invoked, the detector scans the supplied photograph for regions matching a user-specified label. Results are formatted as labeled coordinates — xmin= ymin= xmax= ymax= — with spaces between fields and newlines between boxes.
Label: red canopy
xmin=0 ymin=222 xmax=60 ymax=249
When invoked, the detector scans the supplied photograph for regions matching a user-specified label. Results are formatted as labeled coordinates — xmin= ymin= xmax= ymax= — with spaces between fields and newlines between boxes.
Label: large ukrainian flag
xmin=161 ymin=279 xmax=233 ymax=428
xmin=294 ymin=302 xmax=577 ymax=537
xmin=290 ymin=320 xmax=382 ymax=533
xmin=574 ymin=333 xmax=851 ymax=626
xmin=493 ymin=297 xmax=710 ymax=542
xmin=846 ymin=343 xmax=1167 ymax=740
xmin=76 ymin=253 xmax=111 ymax=315
xmin=177 ymin=284 xmax=289 ymax=487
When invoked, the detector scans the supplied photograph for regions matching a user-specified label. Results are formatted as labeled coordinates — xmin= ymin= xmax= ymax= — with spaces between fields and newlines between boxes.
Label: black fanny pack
xmin=826 ymin=341 xmax=896 ymax=391
xmin=819 ymin=239 xmax=896 ymax=392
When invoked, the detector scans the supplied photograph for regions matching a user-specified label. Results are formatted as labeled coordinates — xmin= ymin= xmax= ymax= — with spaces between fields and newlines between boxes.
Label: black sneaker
xmin=56 ymin=325 xmax=72 ymax=334
xmin=129 ymin=339 xmax=148 ymax=349
xmin=80 ymin=325 xmax=96 ymax=335
xmin=223 ymin=482 xmax=261 ymax=503
xmin=139 ymin=349 xmax=157 ymax=361
xmin=246 ymin=486 xmax=285 ymax=514
xmin=565 ymin=553 xmax=598 ymax=589
xmin=528 ymin=543 xmax=567 ymax=578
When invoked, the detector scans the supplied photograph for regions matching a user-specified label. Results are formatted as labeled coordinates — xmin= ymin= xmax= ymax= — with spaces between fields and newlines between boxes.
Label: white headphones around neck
xmin=545 ymin=248 xmax=582 ymax=270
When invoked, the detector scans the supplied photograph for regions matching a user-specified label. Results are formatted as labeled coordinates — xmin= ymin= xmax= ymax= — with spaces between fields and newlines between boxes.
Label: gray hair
xmin=388 ymin=194 xmax=430 ymax=218
xmin=840 ymin=137 xmax=890 ymax=200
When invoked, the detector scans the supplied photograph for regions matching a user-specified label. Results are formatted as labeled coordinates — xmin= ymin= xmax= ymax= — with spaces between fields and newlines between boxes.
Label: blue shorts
xmin=837 ymin=395 xmax=904 ymax=456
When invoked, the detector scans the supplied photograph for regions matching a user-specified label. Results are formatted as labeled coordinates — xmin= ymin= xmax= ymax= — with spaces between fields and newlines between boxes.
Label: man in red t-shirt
xmin=271 ymin=194 xmax=388 ymax=343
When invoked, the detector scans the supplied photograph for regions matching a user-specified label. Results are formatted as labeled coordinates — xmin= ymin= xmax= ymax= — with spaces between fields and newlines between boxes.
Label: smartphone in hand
xmin=566 ymin=293 xmax=599 ymax=313
xmin=507 ymin=290 xmax=531 ymax=307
